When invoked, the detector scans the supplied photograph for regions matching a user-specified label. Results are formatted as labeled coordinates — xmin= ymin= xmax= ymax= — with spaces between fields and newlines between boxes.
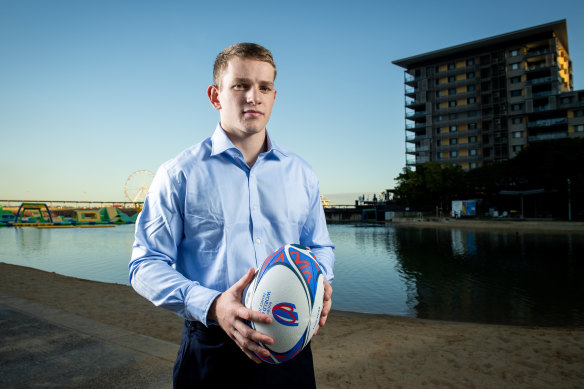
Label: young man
xmin=129 ymin=43 xmax=335 ymax=388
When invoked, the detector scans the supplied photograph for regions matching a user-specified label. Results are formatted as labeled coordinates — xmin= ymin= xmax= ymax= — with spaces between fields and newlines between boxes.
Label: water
xmin=1 ymin=223 xmax=583 ymax=327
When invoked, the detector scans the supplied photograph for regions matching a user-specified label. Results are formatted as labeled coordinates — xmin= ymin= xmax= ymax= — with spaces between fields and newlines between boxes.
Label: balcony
xmin=528 ymin=132 xmax=568 ymax=142
xmin=527 ymin=117 xmax=567 ymax=128
xmin=532 ymin=90 xmax=552 ymax=98
xmin=406 ymin=122 xmax=427 ymax=130
xmin=404 ymin=73 xmax=420 ymax=86
xmin=529 ymin=76 xmax=552 ymax=85
xmin=526 ymin=49 xmax=551 ymax=59
xmin=406 ymin=110 xmax=427 ymax=119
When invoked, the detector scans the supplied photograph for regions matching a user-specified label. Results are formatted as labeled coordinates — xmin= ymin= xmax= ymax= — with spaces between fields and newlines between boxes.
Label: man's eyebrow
xmin=232 ymin=77 xmax=274 ymax=86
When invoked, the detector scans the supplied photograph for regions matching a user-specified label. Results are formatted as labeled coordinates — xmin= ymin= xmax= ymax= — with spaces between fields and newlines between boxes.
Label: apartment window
xmin=449 ymin=113 xmax=458 ymax=119
xmin=510 ymin=89 xmax=522 ymax=97
xmin=510 ymin=49 xmax=520 ymax=57
xmin=575 ymin=110 xmax=584 ymax=117
xmin=448 ymin=75 xmax=456 ymax=82
xmin=512 ymin=131 xmax=523 ymax=138
xmin=512 ymin=117 xmax=523 ymax=125
xmin=436 ymin=90 xmax=443 ymax=97
xmin=436 ymin=103 xmax=441 ymax=110
xmin=450 ymin=138 xmax=458 ymax=145
xmin=448 ymin=88 xmax=456 ymax=95
xmin=576 ymin=124 xmax=584 ymax=132
xmin=510 ymin=76 xmax=522 ymax=84
xmin=511 ymin=103 xmax=523 ymax=111
xmin=510 ymin=63 xmax=521 ymax=70
xmin=435 ymin=65 xmax=441 ymax=73
xmin=466 ymin=59 xmax=475 ymax=66
xmin=467 ymin=84 xmax=476 ymax=92
xmin=469 ymin=149 xmax=478 ymax=156
xmin=468 ymin=123 xmax=477 ymax=130
xmin=467 ymin=72 xmax=475 ymax=79
xmin=437 ymin=139 xmax=441 ymax=146
xmin=449 ymin=100 xmax=457 ymax=107
xmin=437 ymin=115 xmax=444 ymax=122
xmin=450 ymin=125 xmax=457 ymax=132
xmin=450 ymin=150 xmax=458 ymax=157
xmin=469 ymin=136 xmax=477 ymax=143
xmin=470 ymin=162 xmax=478 ymax=169
xmin=468 ymin=97 xmax=476 ymax=104
xmin=513 ymin=145 xmax=524 ymax=152
xmin=468 ymin=110 xmax=478 ymax=117
xmin=561 ymin=96 xmax=573 ymax=104
xmin=448 ymin=63 xmax=455 ymax=70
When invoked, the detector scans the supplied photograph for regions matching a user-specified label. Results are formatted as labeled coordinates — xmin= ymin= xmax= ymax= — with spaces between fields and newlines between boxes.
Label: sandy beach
xmin=1 ymin=259 xmax=583 ymax=388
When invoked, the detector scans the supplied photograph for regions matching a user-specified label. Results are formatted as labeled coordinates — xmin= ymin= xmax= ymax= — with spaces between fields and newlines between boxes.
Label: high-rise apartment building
xmin=393 ymin=20 xmax=584 ymax=171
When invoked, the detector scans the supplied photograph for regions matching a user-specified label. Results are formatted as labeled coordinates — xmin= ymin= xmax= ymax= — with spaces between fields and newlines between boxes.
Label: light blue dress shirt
xmin=129 ymin=125 xmax=335 ymax=325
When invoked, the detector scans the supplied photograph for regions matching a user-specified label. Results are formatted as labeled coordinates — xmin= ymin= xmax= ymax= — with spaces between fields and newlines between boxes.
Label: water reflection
xmin=390 ymin=226 xmax=584 ymax=327
xmin=2 ymin=224 xmax=583 ymax=327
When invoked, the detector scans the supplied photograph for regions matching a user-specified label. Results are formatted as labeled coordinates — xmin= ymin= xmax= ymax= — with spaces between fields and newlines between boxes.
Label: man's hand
xmin=314 ymin=278 xmax=333 ymax=336
xmin=208 ymin=268 xmax=274 ymax=364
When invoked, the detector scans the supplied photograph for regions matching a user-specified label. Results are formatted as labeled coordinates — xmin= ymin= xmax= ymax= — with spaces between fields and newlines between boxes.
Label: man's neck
xmin=222 ymin=127 xmax=267 ymax=168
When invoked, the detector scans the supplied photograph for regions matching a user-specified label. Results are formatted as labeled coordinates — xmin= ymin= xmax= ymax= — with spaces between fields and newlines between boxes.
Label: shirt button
xmin=252 ymin=205 xmax=257 ymax=211
xmin=255 ymin=238 xmax=261 ymax=244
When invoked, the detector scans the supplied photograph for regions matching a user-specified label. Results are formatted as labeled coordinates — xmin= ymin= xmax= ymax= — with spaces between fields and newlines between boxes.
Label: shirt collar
xmin=210 ymin=124 xmax=288 ymax=159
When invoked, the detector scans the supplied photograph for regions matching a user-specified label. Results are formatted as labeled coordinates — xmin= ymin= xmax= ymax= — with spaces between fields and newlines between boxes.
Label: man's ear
xmin=207 ymin=85 xmax=221 ymax=110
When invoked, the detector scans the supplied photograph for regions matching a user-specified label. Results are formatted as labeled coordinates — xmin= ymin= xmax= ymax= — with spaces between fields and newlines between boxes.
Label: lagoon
xmin=1 ymin=223 xmax=583 ymax=327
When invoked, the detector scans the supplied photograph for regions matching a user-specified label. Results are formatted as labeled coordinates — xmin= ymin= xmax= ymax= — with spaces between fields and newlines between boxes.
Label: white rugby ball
xmin=244 ymin=244 xmax=325 ymax=364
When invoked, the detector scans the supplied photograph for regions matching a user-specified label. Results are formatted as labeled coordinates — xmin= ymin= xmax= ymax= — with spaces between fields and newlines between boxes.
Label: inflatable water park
xmin=0 ymin=202 xmax=139 ymax=228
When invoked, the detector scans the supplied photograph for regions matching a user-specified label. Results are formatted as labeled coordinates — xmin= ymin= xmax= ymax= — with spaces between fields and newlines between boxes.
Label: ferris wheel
xmin=124 ymin=170 xmax=154 ymax=203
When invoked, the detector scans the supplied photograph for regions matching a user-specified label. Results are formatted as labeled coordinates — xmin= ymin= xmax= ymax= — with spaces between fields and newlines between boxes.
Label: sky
xmin=1 ymin=0 xmax=584 ymax=204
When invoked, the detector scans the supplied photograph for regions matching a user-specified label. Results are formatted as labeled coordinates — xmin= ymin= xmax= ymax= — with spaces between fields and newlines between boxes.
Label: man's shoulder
xmin=161 ymin=137 xmax=212 ymax=175
xmin=273 ymin=144 xmax=319 ymax=182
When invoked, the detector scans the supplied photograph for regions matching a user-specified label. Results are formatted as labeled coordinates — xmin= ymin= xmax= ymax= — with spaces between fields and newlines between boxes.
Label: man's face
xmin=209 ymin=57 xmax=277 ymax=137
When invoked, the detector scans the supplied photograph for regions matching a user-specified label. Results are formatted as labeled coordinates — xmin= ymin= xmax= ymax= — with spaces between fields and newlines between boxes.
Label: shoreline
xmin=388 ymin=217 xmax=584 ymax=233
xmin=1 ymin=262 xmax=583 ymax=388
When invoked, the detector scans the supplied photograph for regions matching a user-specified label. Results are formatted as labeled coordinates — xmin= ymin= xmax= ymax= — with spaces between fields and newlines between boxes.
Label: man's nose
xmin=246 ymin=86 xmax=260 ymax=105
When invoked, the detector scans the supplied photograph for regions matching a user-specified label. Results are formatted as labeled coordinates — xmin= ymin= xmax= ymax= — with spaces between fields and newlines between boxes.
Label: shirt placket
xmin=248 ymin=166 xmax=262 ymax=267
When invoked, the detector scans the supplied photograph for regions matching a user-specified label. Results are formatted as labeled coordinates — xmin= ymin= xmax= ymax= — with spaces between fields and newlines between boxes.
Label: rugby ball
xmin=244 ymin=244 xmax=325 ymax=364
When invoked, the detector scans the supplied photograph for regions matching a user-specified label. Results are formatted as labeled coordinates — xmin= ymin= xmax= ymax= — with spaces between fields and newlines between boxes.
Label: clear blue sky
xmin=1 ymin=0 xmax=583 ymax=203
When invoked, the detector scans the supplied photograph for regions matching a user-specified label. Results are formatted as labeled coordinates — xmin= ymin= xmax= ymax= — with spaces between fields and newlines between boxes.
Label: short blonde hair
xmin=213 ymin=43 xmax=277 ymax=88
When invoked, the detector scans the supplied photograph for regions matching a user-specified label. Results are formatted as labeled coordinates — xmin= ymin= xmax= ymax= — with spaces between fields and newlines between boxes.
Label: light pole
xmin=567 ymin=178 xmax=572 ymax=221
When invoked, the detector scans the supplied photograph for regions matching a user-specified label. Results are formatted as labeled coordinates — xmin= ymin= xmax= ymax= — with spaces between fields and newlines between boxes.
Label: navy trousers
xmin=173 ymin=320 xmax=317 ymax=388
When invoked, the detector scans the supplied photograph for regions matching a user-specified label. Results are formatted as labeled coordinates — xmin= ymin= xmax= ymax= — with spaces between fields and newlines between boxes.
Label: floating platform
xmin=1 ymin=202 xmax=138 ymax=228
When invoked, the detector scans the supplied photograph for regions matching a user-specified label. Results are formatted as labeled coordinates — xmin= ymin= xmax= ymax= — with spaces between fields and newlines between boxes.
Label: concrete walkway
xmin=0 ymin=291 xmax=178 ymax=388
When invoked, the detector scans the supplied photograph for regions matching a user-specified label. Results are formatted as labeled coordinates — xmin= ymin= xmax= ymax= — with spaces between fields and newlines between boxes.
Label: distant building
xmin=393 ymin=19 xmax=584 ymax=171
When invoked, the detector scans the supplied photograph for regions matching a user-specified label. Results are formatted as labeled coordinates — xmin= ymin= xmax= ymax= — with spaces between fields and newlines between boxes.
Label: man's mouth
xmin=243 ymin=110 xmax=263 ymax=118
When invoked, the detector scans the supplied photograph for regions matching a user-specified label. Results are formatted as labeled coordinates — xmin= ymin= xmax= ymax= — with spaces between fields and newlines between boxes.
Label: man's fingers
xmin=239 ymin=306 xmax=272 ymax=325
xmin=318 ymin=279 xmax=333 ymax=329
xmin=231 ymin=325 xmax=272 ymax=363
xmin=323 ymin=279 xmax=333 ymax=300
xmin=231 ymin=267 xmax=256 ymax=293
xmin=233 ymin=317 xmax=274 ymax=345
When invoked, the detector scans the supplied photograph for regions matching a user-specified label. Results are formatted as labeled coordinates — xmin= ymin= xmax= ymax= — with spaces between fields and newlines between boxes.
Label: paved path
xmin=0 ymin=292 xmax=178 ymax=388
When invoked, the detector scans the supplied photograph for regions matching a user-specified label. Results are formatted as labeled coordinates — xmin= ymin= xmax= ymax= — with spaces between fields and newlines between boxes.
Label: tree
xmin=393 ymin=162 xmax=466 ymax=209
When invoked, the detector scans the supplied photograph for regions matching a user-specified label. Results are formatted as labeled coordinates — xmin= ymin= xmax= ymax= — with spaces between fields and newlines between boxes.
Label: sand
xmin=1 ymin=261 xmax=583 ymax=389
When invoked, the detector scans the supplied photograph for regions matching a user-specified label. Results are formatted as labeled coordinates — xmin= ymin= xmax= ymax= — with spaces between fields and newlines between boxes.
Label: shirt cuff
xmin=184 ymin=284 xmax=222 ymax=326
